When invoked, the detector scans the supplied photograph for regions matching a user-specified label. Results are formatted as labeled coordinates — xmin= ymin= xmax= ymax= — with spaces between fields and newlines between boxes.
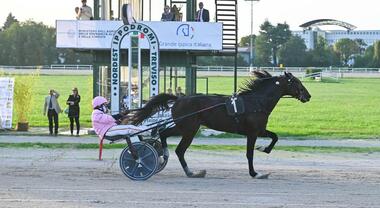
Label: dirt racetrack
xmin=0 ymin=148 xmax=379 ymax=208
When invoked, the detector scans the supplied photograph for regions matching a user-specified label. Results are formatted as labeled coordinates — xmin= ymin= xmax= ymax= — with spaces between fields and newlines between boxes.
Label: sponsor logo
xmin=176 ymin=24 xmax=194 ymax=39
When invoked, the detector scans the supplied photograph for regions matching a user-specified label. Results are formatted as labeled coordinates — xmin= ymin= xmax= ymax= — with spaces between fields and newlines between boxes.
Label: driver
xmin=91 ymin=96 xmax=149 ymax=139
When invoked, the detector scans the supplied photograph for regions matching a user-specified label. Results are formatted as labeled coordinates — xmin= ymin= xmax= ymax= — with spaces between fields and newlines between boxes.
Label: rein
xmin=127 ymin=102 xmax=225 ymax=137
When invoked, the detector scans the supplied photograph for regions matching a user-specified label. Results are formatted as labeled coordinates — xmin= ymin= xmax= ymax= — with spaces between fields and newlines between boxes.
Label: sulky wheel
xmin=145 ymin=139 xmax=168 ymax=173
xmin=119 ymin=142 xmax=159 ymax=181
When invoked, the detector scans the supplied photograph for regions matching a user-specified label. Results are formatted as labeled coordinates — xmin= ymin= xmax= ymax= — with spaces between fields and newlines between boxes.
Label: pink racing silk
xmin=91 ymin=109 xmax=117 ymax=139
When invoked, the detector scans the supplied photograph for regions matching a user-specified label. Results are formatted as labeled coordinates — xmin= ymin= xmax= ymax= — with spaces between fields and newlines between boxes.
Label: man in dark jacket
xmin=44 ymin=89 xmax=61 ymax=136
xmin=195 ymin=2 xmax=209 ymax=22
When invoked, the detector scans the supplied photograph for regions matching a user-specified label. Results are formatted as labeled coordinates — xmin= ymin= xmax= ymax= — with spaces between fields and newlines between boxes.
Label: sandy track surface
xmin=0 ymin=148 xmax=379 ymax=208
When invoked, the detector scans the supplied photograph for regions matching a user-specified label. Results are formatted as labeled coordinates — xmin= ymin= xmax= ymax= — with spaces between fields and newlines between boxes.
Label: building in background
xmin=292 ymin=19 xmax=380 ymax=49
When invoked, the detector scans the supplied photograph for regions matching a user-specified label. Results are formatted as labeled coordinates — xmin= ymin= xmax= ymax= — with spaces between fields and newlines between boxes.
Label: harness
xmin=223 ymin=76 xmax=298 ymax=132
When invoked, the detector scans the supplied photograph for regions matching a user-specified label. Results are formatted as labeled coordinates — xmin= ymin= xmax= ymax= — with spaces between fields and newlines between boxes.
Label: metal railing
xmin=196 ymin=66 xmax=380 ymax=73
xmin=0 ymin=65 xmax=93 ymax=70
xmin=1 ymin=65 xmax=379 ymax=74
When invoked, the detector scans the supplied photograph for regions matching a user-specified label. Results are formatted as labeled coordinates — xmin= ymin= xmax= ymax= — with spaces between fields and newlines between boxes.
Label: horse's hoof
xmin=252 ymin=172 xmax=270 ymax=179
xmin=256 ymin=146 xmax=271 ymax=154
xmin=256 ymin=146 xmax=266 ymax=152
xmin=187 ymin=170 xmax=207 ymax=178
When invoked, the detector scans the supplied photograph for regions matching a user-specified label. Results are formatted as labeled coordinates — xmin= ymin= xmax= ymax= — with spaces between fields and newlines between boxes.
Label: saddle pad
xmin=225 ymin=96 xmax=245 ymax=116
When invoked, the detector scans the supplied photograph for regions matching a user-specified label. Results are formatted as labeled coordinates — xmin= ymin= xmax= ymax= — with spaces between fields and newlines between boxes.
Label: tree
xmin=354 ymin=45 xmax=374 ymax=67
xmin=259 ymin=20 xmax=291 ymax=66
xmin=372 ymin=41 xmax=380 ymax=67
xmin=278 ymin=35 xmax=307 ymax=67
xmin=3 ymin=13 xmax=18 ymax=30
xmin=239 ymin=35 xmax=256 ymax=47
xmin=2 ymin=21 xmax=54 ymax=65
xmin=354 ymin=39 xmax=367 ymax=54
xmin=0 ymin=20 xmax=92 ymax=65
xmin=239 ymin=35 xmax=256 ymax=65
xmin=334 ymin=38 xmax=360 ymax=66
xmin=254 ymin=35 xmax=272 ymax=66
xmin=305 ymin=36 xmax=340 ymax=67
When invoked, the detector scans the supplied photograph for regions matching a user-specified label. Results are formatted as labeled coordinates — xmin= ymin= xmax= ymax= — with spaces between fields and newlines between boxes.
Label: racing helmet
xmin=92 ymin=96 xmax=108 ymax=109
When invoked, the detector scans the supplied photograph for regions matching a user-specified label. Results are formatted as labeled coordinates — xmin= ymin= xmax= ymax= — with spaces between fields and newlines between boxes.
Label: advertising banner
xmin=0 ymin=77 xmax=14 ymax=129
xmin=56 ymin=20 xmax=222 ymax=50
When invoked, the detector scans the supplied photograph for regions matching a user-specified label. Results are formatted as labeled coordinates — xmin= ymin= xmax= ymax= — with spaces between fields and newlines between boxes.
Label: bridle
xmin=246 ymin=75 xmax=299 ymax=99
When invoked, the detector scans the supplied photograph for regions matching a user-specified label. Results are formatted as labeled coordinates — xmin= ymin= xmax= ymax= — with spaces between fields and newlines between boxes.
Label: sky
xmin=1 ymin=0 xmax=380 ymax=39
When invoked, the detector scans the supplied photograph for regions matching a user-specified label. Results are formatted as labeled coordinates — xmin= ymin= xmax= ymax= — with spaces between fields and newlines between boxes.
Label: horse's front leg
xmin=256 ymin=129 xmax=278 ymax=154
xmin=247 ymin=134 xmax=270 ymax=179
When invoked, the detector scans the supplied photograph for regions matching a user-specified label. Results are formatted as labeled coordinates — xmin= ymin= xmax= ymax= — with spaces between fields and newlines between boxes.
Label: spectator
xmin=171 ymin=5 xmax=182 ymax=21
xmin=76 ymin=0 xmax=93 ymax=20
xmin=75 ymin=7 xmax=80 ymax=20
xmin=43 ymin=89 xmax=61 ymax=136
xmin=195 ymin=2 xmax=209 ymax=22
xmin=161 ymin=5 xmax=174 ymax=21
xmin=176 ymin=86 xmax=185 ymax=97
xmin=66 ymin=87 xmax=81 ymax=136
xmin=167 ymin=88 xmax=174 ymax=95
xmin=122 ymin=94 xmax=130 ymax=110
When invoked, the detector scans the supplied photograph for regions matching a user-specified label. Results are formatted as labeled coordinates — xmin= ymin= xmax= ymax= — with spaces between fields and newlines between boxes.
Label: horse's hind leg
xmin=175 ymin=128 xmax=206 ymax=178
xmin=256 ymin=130 xmax=278 ymax=154
xmin=159 ymin=126 xmax=181 ymax=159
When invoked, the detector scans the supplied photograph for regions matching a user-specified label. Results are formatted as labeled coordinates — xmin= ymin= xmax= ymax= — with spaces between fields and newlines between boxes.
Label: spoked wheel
xmin=119 ymin=142 xmax=159 ymax=181
xmin=145 ymin=139 xmax=168 ymax=173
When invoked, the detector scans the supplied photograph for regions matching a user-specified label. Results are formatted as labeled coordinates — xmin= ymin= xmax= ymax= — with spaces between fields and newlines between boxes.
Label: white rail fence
xmin=0 ymin=65 xmax=93 ymax=70
xmin=197 ymin=66 xmax=380 ymax=73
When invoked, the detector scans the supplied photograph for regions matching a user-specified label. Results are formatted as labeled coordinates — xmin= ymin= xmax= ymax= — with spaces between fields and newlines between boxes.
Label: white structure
xmin=292 ymin=19 xmax=380 ymax=50
xmin=293 ymin=29 xmax=380 ymax=50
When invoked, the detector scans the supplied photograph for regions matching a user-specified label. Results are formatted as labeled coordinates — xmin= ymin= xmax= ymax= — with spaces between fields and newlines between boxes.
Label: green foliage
xmin=354 ymin=45 xmax=374 ymax=67
xmin=259 ymin=20 xmax=291 ymax=66
xmin=334 ymin=38 xmax=360 ymax=66
xmin=278 ymin=35 xmax=307 ymax=67
xmin=254 ymin=35 xmax=272 ymax=66
xmin=2 ymin=13 xmax=18 ymax=30
xmin=305 ymin=36 xmax=340 ymax=67
xmin=372 ymin=41 xmax=380 ymax=67
xmin=13 ymin=70 xmax=40 ymax=123
xmin=0 ymin=15 xmax=92 ymax=65
xmin=1 ymin=21 xmax=56 ymax=65
xmin=354 ymin=38 xmax=367 ymax=54
xmin=239 ymin=34 xmax=256 ymax=47
xmin=353 ymin=41 xmax=380 ymax=68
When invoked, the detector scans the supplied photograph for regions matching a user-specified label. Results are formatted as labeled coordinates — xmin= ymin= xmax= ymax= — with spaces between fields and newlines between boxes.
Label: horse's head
xmin=281 ymin=72 xmax=311 ymax=103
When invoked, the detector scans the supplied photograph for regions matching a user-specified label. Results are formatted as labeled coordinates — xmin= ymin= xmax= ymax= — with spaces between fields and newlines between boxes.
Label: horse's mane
xmin=238 ymin=70 xmax=273 ymax=95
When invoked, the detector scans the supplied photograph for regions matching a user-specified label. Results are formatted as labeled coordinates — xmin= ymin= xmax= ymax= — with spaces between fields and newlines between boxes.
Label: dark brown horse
xmin=132 ymin=71 xmax=311 ymax=178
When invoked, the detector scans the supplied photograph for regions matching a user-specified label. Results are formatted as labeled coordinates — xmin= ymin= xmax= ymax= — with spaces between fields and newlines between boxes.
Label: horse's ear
xmin=284 ymin=71 xmax=292 ymax=77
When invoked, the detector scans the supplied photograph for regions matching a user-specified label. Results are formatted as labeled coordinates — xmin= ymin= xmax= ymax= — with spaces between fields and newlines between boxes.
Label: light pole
xmin=245 ymin=0 xmax=259 ymax=69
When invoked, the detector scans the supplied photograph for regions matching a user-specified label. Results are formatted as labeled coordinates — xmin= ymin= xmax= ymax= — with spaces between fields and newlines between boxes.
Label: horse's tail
xmin=132 ymin=93 xmax=178 ymax=125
